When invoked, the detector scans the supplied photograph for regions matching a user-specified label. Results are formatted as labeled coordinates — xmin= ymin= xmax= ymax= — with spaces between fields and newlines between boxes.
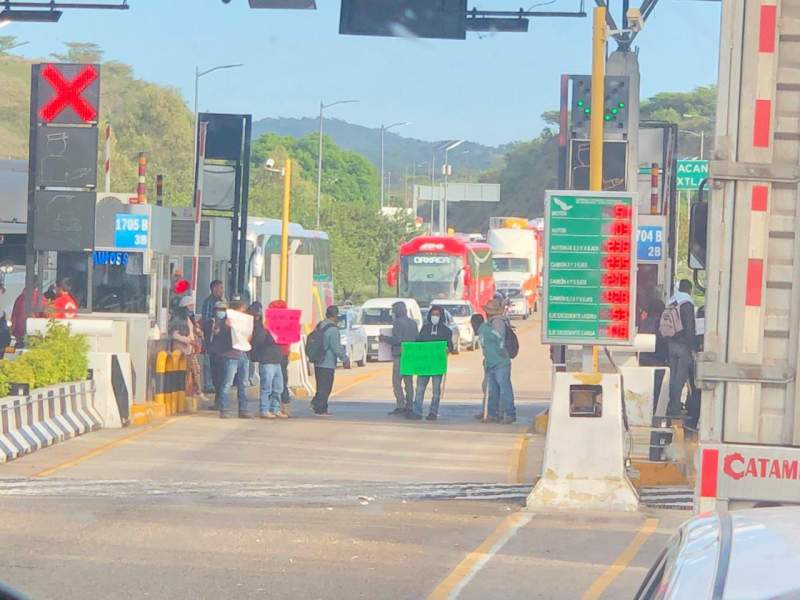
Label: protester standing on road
xmin=205 ymin=300 xmax=230 ymax=411
xmin=170 ymin=296 xmax=204 ymax=402
xmin=218 ymin=299 xmax=254 ymax=419
xmin=201 ymin=280 xmax=225 ymax=393
xmin=309 ymin=305 xmax=350 ymax=416
xmin=381 ymin=301 xmax=419 ymax=416
xmin=662 ymin=279 xmax=697 ymax=417
xmin=250 ymin=301 xmax=289 ymax=419
xmin=480 ymin=299 xmax=516 ymax=424
xmin=409 ymin=305 xmax=453 ymax=421
xmin=268 ymin=299 xmax=293 ymax=408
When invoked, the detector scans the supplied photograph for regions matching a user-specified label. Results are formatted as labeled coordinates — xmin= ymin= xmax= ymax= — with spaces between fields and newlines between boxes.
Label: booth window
xmin=54 ymin=251 xmax=90 ymax=309
xmin=92 ymin=252 xmax=149 ymax=313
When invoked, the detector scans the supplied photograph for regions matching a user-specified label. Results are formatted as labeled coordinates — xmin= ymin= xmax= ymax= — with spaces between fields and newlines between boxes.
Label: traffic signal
xmin=570 ymin=75 xmax=630 ymax=138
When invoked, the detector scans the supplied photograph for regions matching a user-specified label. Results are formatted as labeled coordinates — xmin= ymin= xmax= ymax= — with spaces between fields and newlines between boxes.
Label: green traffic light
xmin=584 ymin=108 xmax=591 ymax=114
xmin=577 ymin=99 xmax=584 ymax=107
xmin=604 ymin=115 xmax=612 ymax=121
xmin=611 ymin=108 xmax=619 ymax=114
xmin=618 ymin=102 xmax=625 ymax=108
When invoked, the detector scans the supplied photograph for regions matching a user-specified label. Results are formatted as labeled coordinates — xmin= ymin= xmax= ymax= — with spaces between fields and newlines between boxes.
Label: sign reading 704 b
xmin=542 ymin=191 xmax=637 ymax=346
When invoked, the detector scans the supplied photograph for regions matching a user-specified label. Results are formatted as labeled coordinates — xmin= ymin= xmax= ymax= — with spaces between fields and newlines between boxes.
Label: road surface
xmin=0 ymin=318 xmax=685 ymax=599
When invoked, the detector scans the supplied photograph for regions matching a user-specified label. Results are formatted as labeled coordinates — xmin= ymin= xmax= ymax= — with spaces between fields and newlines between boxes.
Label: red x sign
xmin=38 ymin=64 xmax=99 ymax=123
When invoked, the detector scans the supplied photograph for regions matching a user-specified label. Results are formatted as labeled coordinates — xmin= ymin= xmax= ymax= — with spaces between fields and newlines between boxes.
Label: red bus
xmin=387 ymin=235 xmax=495 ymax=314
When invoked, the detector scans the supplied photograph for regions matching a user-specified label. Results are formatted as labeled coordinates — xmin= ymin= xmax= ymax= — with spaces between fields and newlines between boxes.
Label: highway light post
xmin=441 ymin=140 xmax=464 ymax=234
xmin=680 ymin=129 xmax=705 ymax=159
xmin=379 ymin=121 xmax=409 ymax=210
xmin=316 ymin=99 xmax=358 ymax=228
xmin=192 ymin=63 xmax=243 ymax=195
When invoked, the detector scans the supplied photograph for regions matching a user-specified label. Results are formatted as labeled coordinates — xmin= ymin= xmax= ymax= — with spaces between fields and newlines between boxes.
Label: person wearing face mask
xmin=205 ymin=300 xmax=231 ymax=411
xmin=409 ymin=305 xmax=454 ymax=421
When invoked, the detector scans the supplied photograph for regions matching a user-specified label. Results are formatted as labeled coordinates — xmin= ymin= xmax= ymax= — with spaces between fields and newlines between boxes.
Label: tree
xmin=0 ymin=36 xmax=22 ymax=57
xmin=50 ymin=42 xmax=104 ymax=63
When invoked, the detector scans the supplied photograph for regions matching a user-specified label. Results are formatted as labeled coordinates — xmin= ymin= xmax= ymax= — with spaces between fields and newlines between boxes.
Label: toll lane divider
xmin=0 ymin=381 xmax=102 ymax=464
xmin=152 ymin=350 xmax=190 ymax=418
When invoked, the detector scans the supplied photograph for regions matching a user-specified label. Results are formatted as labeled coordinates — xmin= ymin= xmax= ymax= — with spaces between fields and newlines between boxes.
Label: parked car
xmin=337 ymin=308 xmax=367 ymax=367
xmin=635 ymin=506 xmax=800 ymax=600
xmin=429 ymin=300 xmax=478 ymax=351
xmin=359 ymin=298 xmax=424 ymax=361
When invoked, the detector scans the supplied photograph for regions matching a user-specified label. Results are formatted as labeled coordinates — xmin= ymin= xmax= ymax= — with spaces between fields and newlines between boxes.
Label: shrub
xmin=0 ymin=321 xmax=89 ymax=396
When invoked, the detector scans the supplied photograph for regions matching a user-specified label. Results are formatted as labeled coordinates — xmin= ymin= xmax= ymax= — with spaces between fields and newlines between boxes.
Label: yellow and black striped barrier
xmin=154 ymin=350 xmax=189 ymax=417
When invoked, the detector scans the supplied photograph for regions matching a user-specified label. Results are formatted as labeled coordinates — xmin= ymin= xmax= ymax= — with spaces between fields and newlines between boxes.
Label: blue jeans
xmin=413 ymin=375 xmax=442 ymax=416
xmin=220 ymin=356 xmax=250 ymax=414
xmin=486 ymin=363 xmax=515 ymax=419
xmin=259 ymin=363 xmax=284 ymax=415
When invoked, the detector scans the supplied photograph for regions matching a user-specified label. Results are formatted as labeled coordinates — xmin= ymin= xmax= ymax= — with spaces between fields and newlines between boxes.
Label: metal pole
xmin=280 ymin=159 xmax=292 ymax=301
xmin=589 ymin=5 xmax=607 ymax=373
xmin=442 ymin=147 xmax=449 ymax=234
xmin=192 ymin=67 xmax=199 ymax=197
xmin=430 ymin=151 xmax=436 ymax=232
xmin=191 ymin=122 xmax=208 ymax=308
xmin=316 ymin=101 xmax=323 ymax=229
xmin=104 ymin=123 xmax=111 ymax=193
xmin=589 ymin=6 xmax=607 ymax=193
xmin=380 ymin=124 xmax=385 ymax=210
xmin=700 ymin=130 xmax=705 ymax=159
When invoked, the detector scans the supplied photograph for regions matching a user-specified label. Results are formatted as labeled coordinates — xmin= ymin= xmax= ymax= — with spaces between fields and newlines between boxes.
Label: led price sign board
xmin=542 ymin=191 xmax=637 ymax=346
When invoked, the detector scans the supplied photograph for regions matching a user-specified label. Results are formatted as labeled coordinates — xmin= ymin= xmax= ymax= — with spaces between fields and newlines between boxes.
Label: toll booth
xmin=33 ymin=194 xmax=174 ymax=409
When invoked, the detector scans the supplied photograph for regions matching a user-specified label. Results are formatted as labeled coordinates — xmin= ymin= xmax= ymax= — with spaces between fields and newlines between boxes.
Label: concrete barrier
xmin=0 ymin=381 xmax=101 ymax=463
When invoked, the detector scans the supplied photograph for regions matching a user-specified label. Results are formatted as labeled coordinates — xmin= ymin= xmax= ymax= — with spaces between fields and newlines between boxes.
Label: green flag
xmin=400 ymin=341 xmax=448 ymax=376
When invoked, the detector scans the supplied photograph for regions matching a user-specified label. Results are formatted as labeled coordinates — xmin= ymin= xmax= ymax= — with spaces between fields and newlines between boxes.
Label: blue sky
xmin=5 ymin=0 xmax=721 ymax=146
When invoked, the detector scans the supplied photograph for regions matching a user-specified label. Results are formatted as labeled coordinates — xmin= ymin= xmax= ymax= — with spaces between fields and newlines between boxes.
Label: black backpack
xmin=505 ymin=323 xmax=520 ymax=359
xmin=306 ymin=322 xmax=334 ymax=364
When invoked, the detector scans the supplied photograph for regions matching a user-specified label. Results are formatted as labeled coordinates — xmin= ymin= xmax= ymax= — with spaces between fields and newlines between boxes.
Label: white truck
xmin=487 ymin=217 xmax=541 ymax=319
xmin=693 ymin=0 xmax=800 ymax=511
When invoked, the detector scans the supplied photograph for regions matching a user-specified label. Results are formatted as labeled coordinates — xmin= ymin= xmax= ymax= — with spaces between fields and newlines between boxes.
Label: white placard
xmin=378 ymin=326 xmax=394 ymax=362
xmin=227 ymin=310 xmax=254 ymax=352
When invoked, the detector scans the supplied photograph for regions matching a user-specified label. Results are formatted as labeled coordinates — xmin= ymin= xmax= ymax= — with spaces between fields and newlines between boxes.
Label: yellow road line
xmin=581 ymin=518 xmax=659 ymax=600
xmin=330 ymin=368 xmax=389 ymax=398
xmin=428 ymin=511 xmax=534 ymax=600
xmin=33 ymin=418 xmax=178 ymax=478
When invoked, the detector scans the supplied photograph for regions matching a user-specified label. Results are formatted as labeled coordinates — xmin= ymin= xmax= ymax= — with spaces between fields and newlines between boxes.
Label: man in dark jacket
xmin=310 ymin=305 xmax=350 ymax=416
xmin=667 ymin=279 xmax=697 ymax=417
xmin=381 ymin=301 xmax=419 ymax=416
xmin=205 ymin=300 xmax=231 ymax=411
xmin=409 ymin=305 xmax=453 ymax=421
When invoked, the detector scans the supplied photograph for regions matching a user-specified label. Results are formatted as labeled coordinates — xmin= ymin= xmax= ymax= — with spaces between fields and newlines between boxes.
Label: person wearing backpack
xmin=309 ymin=305 xmax=350 ymax=416
xmin=661 ymin=279 xmax=697 ymax=417
xmin=479 ymin=298 xmax=517 ymax=424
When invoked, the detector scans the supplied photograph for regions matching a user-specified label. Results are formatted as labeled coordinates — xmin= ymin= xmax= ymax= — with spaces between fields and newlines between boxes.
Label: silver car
xmin=635 ymin=507 xmax=800 ymax=599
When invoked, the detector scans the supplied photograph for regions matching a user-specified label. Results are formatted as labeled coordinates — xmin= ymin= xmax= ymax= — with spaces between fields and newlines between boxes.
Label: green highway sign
xmin=676 ymin=159 xmax=709 ymax=191
xmin=542 ymin=191 xmax=637 ymax=346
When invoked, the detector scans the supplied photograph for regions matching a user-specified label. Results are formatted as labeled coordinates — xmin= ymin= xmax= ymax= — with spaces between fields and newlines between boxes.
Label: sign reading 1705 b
xmin=542 ymin=191 xmax=637 ymax=346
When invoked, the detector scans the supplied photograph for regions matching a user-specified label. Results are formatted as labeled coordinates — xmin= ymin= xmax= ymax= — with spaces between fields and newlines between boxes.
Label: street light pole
xmin=316 ymin=99 xmax=359 ymax=229
xmin=192 ymin=63 xmax=244 ymax=196
xmin=379 ymin=121 xmax=409 ymax=210
xmin=442 ymin=140 xmax=464 ymax=234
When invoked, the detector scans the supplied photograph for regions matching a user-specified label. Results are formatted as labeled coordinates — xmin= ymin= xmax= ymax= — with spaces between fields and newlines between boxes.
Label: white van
xmin=358 ymin=297 xmax=423 ymax=361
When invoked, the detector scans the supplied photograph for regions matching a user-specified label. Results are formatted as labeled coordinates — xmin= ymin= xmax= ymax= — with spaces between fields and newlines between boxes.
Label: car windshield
xmin=493 ymin=258 xmax=530 ymax=272
xmin=437 ymin=304 xmax=471 ymax=317
xmin=359 ymin=307 xmax=394 ymax=325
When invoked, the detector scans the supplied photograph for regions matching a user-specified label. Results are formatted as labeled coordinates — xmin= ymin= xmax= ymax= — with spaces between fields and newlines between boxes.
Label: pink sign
xmin=265 ymin=308 xmax=302 ymax=345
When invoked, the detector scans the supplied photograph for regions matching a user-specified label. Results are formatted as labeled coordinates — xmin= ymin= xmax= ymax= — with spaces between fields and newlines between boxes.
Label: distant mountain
xmin=252 ymin=116 xmax=503 ymax=184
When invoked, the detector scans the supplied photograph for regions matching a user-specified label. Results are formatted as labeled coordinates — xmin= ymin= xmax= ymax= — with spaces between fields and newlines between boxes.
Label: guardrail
xmin=0 ymin=381 xmax=101 ymax=463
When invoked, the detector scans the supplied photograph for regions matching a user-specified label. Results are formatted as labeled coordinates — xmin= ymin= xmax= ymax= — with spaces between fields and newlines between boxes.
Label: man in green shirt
xmin=479 ymin=299 xmax=516 ymax=424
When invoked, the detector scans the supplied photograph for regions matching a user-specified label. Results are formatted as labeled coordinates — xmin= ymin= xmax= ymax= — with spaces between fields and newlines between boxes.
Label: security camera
xmin=626 ymin=8 xmax=643 ymax=33
xmin=265 ymin=158 xmax=276 ymax=169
